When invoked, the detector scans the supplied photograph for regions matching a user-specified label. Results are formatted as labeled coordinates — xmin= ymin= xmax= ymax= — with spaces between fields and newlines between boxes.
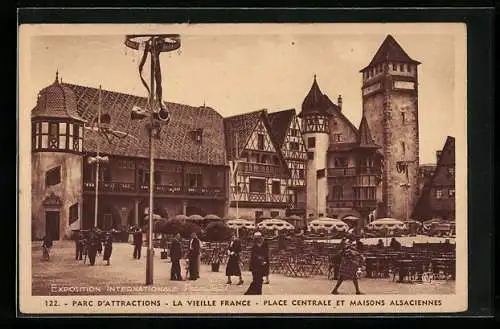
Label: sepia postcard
xmin=18 ymin=23 xmax=467 ymax=314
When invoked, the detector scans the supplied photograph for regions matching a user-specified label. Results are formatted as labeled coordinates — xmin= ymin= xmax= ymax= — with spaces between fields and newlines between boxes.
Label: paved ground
xmin=32 ymin=241 xmax=455 ymax=296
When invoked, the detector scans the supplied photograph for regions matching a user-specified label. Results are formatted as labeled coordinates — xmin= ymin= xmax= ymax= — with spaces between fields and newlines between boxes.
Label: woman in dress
xmin=102 ymin=232 xmax=113 ymax=266
xmin=331 ymin=242 xmax=364 ymax=295
xmin=226 ymin=234 xmax=244 ymax=285
xmin=244 ymin=232 xmax=267 ymax=295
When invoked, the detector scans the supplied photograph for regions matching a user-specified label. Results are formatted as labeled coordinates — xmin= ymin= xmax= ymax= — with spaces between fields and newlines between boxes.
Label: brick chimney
xmin=337 ymin=95 xmax=343 ymax=111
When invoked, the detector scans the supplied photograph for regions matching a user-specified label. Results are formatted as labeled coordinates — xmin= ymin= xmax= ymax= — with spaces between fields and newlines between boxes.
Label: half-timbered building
xmin=223 ymin=108 xmax=309 ymax=221
xmin=412 ymin=136 xmax=455 ymax=220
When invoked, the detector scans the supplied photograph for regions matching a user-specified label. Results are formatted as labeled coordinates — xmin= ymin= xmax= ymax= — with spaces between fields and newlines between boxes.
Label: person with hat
xmin=102 ymin=232 xmax=113 ymax=266
xmin=87 ymin=229 xmax=100 ymax=266
xmin=188 ymin=232 xmax=201 ymax=280
xmin=244 ymin=232 xmax=267 ymax=295
xmin=331 ymin=239 xmax=364 ymax=295
xmin=225 ymin=233 xmax=244 ymax=285
xmin=75 ymin=231 xmax=84 ymax=261
xmin=170 ymin=233 xmax=183 ymax=281
xmin=132 ymin=226 xmax=143 ymax=259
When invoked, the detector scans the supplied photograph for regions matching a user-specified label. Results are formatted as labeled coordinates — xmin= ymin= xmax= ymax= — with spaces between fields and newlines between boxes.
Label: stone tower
xmin=31 ymin=72 xmax=86 ymax=240
xmin=360 ymin=35 xmax=420 ymax=220
xmin=298 ymin=75 xmax=333 ymax=219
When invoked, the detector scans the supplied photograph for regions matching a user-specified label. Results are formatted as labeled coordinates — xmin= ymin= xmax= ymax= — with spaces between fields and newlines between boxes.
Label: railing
xmin=84 ymin=181 xmax=136 ymax=193
xmin=327 ymin=167 xmax=381 ymax=177
xmin=327 ymin=167 xmax=357 ymax=176
xmin=84 ymin=181 xmax=225 ymax=197
xmin=326 ymin=199 xmax=377 ymax=209
xmin=239 ymin=162 xmax=281 ymax=176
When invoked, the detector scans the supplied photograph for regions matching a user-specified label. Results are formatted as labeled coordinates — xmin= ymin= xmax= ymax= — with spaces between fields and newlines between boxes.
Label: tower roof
xmin=298 ymin=75 xmax=332 ymax=118
xmin=355 ymin=116 xmax=380 ymax=149
xmin=360 ymin=35 xmax=421 ymax=72
xmin=31 ymin=72 xmax=86 ymax=122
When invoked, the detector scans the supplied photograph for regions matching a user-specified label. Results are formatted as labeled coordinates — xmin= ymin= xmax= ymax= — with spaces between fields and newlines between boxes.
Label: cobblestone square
xmin=32 ymin=241 xmax=455 ymax=296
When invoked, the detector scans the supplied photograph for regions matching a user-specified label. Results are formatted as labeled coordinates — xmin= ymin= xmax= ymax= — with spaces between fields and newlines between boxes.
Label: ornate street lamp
xmin=125 ymin=34 xmax=180 ymax=285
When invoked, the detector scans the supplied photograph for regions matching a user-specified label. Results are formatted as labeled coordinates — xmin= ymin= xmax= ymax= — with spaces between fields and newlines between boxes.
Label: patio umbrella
xmin=257 ymin=218 xmax=295 ymax=231
xmin=222 ymin=214 xmax=236 ymax=221
xmin=144 ymin=213 xmax=162 ymax=220
xmin=343 ymin=215 xmax=360 ymax=221
xmin=240 ymin=215 xmax=254 ymax=221
xmin=173 ymin=214 xmax=189 ymax=221
xmin=286 ymin=215 xmax=302 ymax=221
xmin=188 ymin=214 xmax=204 ymax=221
xmin=204 ymin=214 xmax=221 ymax=220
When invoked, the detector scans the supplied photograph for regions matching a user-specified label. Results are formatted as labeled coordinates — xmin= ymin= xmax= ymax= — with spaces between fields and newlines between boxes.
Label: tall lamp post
xmin=125 ymin=34 xmax=180 ymax=285
xmin=229 ymin=132 xmax=240 ymax=236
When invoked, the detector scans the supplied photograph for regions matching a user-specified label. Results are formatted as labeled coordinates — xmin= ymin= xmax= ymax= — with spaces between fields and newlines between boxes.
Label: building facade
xmin=412 ymin=136 xmax=455 ymax=220
xmin=298 ymin=76 xmax=383 ymax=225
xmin=31 ymin=77 xmax=228 ymax=240
xmin=224 ymin=109 xmax=307 ymax=221
xmin=30 ymin=34 xmax=425 ymax=240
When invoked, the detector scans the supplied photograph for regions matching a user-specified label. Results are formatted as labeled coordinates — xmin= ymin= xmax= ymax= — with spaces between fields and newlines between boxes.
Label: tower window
xmin=401 ymin=141 xmax=406 ymax=155
xmin=401 ymin=112 xmax=406 ymax=124
xmin=46 ymin=166 xmax=61 ymax=187
xmin=307 ymin=137 xmax=316 ymax=148
xmin=435 ymin=189 xmax=443 ymax=199
xmin=400 ymin=64 xmax=404 ymax=71
xmin=290 ymin=128 xmax=298 ymax=137
xmin=257 ymin=134 xmax=264 ymax=150
xmin=333 ymin=133 xmax=342 ymax=142
xmin=298 ymin=169 xmax=305 ymax=179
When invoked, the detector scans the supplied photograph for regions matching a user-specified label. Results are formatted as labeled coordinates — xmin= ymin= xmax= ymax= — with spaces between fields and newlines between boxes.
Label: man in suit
xmin=133 ymin=227 xmax=143 ymax=259
xmin=188 ymin=232 xmax=201 ymax=280
xmin=170 ymin=233 xmax=182 ymax=280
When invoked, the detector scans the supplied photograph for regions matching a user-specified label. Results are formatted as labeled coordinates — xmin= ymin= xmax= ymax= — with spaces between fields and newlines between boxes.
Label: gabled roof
xmin=323 ymin=94 xmax=359 ymax=138
xmin=223 ymin=109 xmax=291 ymax=176
xmin=267 ymin=109 xmax=296 ymax=148
xmin=299 ymin=76 xmax=332 ymax=118
xmin=360 ymin=35 xmax=421 ymax=72
xmin=355 ymin=116 xmax=380 ymax=149
xmin=223 ymin=110 xmax=264 ymax=161
xmin=64 ymin=83 xmax=226 ymax=166
xmin=31 ymin=74 xmax=86 ymax=122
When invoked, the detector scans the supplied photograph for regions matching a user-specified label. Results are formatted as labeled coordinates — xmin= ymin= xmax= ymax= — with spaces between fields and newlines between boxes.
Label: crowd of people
xmin=41 ymin=225 xmax=433 ymax=296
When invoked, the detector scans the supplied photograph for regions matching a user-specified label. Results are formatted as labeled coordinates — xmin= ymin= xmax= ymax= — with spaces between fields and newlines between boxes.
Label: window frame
xmin=45 ymin=166 xmax=62 ymax=187
xmin=307 ymin=137 xmax=316 ymax=148
xmin=271 ymin=180 xmax=281 ymax=195
xmin=249 ymin=178 xmax=266 ymax=193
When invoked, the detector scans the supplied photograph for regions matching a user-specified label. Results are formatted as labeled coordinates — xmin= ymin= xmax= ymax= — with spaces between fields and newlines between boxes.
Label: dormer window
xmin=190 ymin=128 xmax=203 ymax=144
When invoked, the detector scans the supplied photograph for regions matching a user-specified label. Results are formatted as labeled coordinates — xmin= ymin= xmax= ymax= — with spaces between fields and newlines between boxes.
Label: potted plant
xmin=204 ymin=221 xmax=232 ymax=272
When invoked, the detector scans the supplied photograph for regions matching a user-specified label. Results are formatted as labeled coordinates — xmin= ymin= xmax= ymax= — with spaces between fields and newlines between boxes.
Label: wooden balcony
xmin=84 ymin=181 xmax=136 ymax=193
xmin=327 ymin=199 xmax=377 ymax=209
xmin=239 ymin=162 xmax=281 ymax=177
xmin=327 ymin=167 xmax=357 ymax=176
xmin=84 ymin=181 xmax=225 ymax=198
xmin=327 ymin=167 xmax=381 ymax=177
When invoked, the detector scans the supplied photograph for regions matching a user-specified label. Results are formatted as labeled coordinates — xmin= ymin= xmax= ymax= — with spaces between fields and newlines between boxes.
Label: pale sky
xmin=24 ymin=24 xmax=464 ymax=164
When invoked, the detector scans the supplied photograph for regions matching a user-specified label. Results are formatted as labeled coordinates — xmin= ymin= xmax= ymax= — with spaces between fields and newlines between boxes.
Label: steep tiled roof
xmin=267 ymin=109 xmax=296 ymax=148
xmin=323 ymin=94 xmax=358 ymax=138
xmin=361 ymin=35 xmax=421 ymax=72
xmin=31 ymin=75 xmax=85 ymax=122
xmin=64 ymin=83 xmax=226 ymax=166
xmin=299 ymin=76 xmax=332 ymax=118
xmin=223 ymin=110 xmax=263 ymax=161
xmin=356 ymin=116 xmax=380 ymax=149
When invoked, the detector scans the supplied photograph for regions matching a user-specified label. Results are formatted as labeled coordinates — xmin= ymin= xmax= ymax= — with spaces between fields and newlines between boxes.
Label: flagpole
xmin=94 ymin=85 xmax=102 ymax=229
xmin=146 ymin=36 xmax=155 ymax=286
